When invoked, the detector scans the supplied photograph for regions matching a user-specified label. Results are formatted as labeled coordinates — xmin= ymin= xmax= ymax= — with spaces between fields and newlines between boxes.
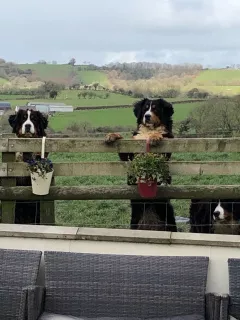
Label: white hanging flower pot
xmin=27 ymin=137 xmax=54 ymax=195
xmin=30 ymin=170 xmax=54 ymax=195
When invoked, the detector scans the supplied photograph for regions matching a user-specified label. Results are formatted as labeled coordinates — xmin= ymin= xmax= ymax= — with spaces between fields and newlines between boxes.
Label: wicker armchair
xmin=227 ymin=258 xmax=240 ymax=319
xmin=0 ymin=248 xmax=42 ymax=320
xmin=28 ymin=252 xmax=225 ymax=320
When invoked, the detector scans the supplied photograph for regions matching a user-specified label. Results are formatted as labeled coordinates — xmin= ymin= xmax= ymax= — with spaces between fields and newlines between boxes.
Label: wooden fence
xmin=1 ymin=136 xmax=240 ymax=225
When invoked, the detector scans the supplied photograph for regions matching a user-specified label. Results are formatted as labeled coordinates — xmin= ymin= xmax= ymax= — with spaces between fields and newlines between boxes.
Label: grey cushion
xmin=158 ymin=316 xmax=204 ymax=320
xmin=40 ymin=313 xmax=204 ymax=320
xmin=40 ymin=313 xmax=80 ymax=319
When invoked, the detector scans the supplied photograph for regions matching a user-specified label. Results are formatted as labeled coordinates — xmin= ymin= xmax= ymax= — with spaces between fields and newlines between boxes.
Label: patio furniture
xmin=0 ymin=248 xmax=42 ymax=320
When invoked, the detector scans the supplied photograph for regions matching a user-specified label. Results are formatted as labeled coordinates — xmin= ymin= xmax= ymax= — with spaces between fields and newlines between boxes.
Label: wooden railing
xmin=1 ymin=137 xmax=240 ymax=224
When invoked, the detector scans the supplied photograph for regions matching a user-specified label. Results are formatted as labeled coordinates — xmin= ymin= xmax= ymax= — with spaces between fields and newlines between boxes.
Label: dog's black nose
xmin=145 ymin=114 xmax=151 ymax=121
xmin=213 ymin=211 xmax=220 ymax=218
xmin=25 ymin=124 xmax=31 ymax=132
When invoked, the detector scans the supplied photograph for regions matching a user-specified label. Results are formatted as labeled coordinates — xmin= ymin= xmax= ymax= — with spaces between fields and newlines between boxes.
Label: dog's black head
xmin=213 ymin=200 xmax=240 ymax=222
xmin=8 ymin=109 xmax=48 ymax=137
xmin=133 ymin=98 xmax=174 ymax=131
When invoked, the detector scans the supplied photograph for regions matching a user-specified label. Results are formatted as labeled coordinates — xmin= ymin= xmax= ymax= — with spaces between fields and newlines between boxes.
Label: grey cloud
xmin=1 ymin=0 xmax=240 ymax=67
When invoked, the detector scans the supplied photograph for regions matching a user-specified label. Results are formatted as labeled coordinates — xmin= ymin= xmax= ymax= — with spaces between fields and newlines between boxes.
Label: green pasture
xmin=18 ymin=64 xmax=109 ymax=85
xmin=184 ymin=69 xmax=240 ymax=95
xmin=49 ymin=101 xmax=202 ymax=131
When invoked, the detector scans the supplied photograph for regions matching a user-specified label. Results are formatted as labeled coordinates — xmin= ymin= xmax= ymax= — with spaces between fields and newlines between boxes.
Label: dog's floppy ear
xmin=8 ymin=114 xmax=16 ymax=128
xmin=39 ymin=112 xmax=48 ymax=129
xmin=8 ymin=111 xmax=23 ymax=133
xmin=232 ymin=201 xmax=240 ymax=221
xmin=37 ymin=111 xmax=48 ymax=136
xmin=162 ymin=99 xmax=174 ymax=117
xmin=133 ymin=98 xmax=147 ymax=124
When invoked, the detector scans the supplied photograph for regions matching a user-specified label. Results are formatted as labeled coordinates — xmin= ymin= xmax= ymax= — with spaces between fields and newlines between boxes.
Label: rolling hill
xmin=18 ymin=64 xmax=109 ymax=86
xmin=1 ymin=63 xmax=240 ymax=97
xmin=184 ymin=69 xmax=240 ymax=95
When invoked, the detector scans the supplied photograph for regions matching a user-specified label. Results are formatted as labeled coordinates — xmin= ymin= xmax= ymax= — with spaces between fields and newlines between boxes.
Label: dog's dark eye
xmin=152 ymin=105 xmax=156 ymax=110
xmin=23 ymin=115 xmax=27 ymax=120
xmin=30 ymin=116 xmax=36 ymax=121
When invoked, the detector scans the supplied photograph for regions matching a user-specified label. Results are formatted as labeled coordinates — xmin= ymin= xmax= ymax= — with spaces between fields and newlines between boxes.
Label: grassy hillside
xmin=184 ymin=69 xmax=240 ymax=95
xmin=196 ymin=69 xmax=240 ymax=83
xmin=0 ymin=78 xmax=8 ymax=85
xmin=15 ymin=64 xmax=240 ymax=96
xmin=18 ymin=64 xmax=109 ymax=86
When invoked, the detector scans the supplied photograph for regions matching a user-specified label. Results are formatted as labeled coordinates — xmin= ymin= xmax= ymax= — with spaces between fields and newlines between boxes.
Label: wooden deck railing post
xmin=1 ymin=146 xmax=16 ymax=223
xmin=40 ymin=176 xmax=55 ymax=225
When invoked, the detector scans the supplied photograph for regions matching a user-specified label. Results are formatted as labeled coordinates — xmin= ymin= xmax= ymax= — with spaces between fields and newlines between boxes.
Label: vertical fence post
xmin=1 ymin=150 xmax=16 ymax=224
xmin=40 ymin=176 xmax=55 ymax=225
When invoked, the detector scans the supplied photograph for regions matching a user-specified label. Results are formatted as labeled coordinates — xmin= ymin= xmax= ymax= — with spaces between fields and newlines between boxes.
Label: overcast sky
xmin=1 ymin=0 xmax=240 ymax=67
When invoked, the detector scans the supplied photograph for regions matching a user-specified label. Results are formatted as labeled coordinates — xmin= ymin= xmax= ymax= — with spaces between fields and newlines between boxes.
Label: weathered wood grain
xmin=5 ymin=138 xmax=240 ymax=153
xmin=5 ymin=161 xmax=240 ymax=177
xmin=1 ymin=152 xmax=16 ymax=223
xmin=0 ymin=185 xmax=240 ymax=200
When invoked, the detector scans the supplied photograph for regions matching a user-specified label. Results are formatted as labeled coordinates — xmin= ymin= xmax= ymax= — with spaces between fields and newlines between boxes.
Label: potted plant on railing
xmin=127 ymin=153 xmax=170 ymax=198
xmin=26 ymin=137 xmax=54 ymax=195
xmin=27 ymin=157 xmax=54 ymax=195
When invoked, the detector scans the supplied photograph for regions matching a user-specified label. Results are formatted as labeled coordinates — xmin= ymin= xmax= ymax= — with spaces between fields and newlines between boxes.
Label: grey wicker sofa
xmin=28 ymin=252 xmax=226 ymax=320
xmin=0 ymin=248 xmax=42 ymax=320
xmin=228 ymin=258 xmax=240 ymax=319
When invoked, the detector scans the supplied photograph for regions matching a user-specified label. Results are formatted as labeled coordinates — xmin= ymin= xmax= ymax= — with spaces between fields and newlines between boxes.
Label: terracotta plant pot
xmin=138 ymin=178 xmax=158 ymax=198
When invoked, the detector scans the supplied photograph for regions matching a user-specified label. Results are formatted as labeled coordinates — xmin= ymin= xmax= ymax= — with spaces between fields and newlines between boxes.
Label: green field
xmin=18 ymin=64 xmax=109 ymax=86
xmin=184 ymin=69 xmax=240 ymax=95
xmin=3 ymin=91 xmax=136 ymax=108
xmin=0 ymin=78 xmax=8 ymax=85
xmin=2 ymin=89 xmax=204 ymax=110
xmin=49 ymin=102 xmax=202 ymax=132
xmin=196 ymin=69 xmax=240 ymax=83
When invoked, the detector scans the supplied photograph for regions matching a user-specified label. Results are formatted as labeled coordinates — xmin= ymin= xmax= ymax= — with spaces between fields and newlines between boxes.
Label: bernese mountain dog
xmin=105 ymin=98 xmax=177 ymax=232
xmin=7 ymin=109 xmax=49 ymax=224
xmin=190 ymin=199 xmax=240 ymax=235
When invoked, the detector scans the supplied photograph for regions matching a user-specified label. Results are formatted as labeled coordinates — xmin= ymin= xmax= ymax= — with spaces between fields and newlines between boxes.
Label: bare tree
xmin=68 ymin=58 xmax=76 ymax=66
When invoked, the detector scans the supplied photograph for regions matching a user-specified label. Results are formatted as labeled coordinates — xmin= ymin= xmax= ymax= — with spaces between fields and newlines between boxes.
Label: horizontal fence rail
xmin=4 ymin=161 xmax=240 ymax=176
xmin=1 ymin=185 xmax=240 ymax=200
xmin=1 ymin=137 xmax=240 ymax=225
xmin=1 ymin=137 xmax=240 ymax=153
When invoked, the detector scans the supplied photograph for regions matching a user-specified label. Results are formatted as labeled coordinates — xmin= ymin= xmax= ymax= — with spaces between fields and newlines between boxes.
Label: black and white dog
xmin=105 ymin=98 xmax=177 ymax=232
xmin=212 ymin=200 xmax=240 ymax=235
xmin=7 ymin=109 xmax=49 ymax=224
xmin=190 ymin=199 xmax=240 ymax=235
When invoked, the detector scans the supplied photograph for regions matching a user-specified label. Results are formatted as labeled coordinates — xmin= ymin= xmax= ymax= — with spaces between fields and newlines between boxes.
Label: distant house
xmin=48 ymin=105 xmax=74 ymax=113
xmin=26 ymin=102 xmax=66 ymax=107
xmin=15 ymin=105 xmax=50 ymax=117
xmin=27 ymin=104 xmax=50 ymax=114
xmin=0 ymin=102 xmax=11 ymax=115
xmin=22 ymin=102 xmax=74 ymax=115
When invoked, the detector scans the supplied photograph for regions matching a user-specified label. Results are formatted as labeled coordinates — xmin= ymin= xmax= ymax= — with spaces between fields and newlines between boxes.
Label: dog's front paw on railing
xmin=148 ymin=133 xmax=163 ymax=146
xmin=104 ymin=133 xmax=123 ymax=144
